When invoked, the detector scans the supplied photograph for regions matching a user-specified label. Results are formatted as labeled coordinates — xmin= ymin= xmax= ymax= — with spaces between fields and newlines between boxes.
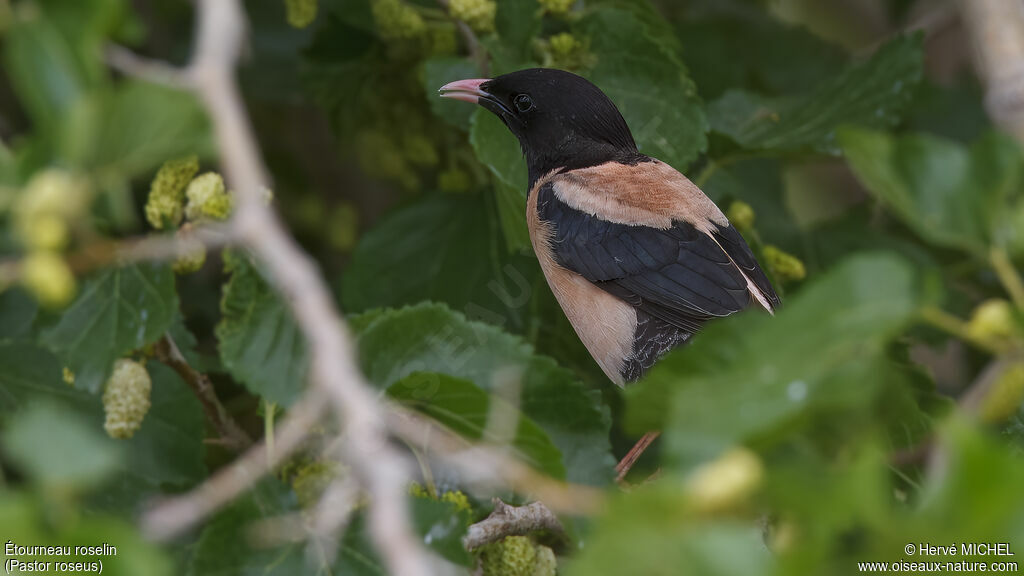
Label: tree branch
xmin=154 ymin=334 xmax=252 ymax=452
xmin=464 ymin=499 xmax=565 ymax=551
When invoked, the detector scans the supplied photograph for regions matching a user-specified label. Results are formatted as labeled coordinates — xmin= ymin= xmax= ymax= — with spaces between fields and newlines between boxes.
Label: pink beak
xmin=439 ymin=78 xmax=491 ymax=104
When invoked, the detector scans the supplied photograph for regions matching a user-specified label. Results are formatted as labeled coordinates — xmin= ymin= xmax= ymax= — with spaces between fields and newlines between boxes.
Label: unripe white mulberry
xmin=146 ymin=156 xmax=200 ymax=230
xmin=102 ymin=359 xmax=153 ymax=439
xmin=372 ymin=0 xmax=426 ymax=40
xmin=727 ymin=200 xmax=756 ymax=232
xmin=172 ymin=224 xmax=207 ymax=275
xmin=20 ymin=251 xmax=76 ymax=308
xmin=538 ymin=0 xmax=573 ymax=15
xmin=185 ymin=172 xmax=233 ymax=222
xmin=966 ymin=299 xmax=1018 ymax=343
xmin=686 ymin=447 xmax=763 ymax=513
xmin=449 ymin=0 xmax=496 ymax=34
xmin=763 ymin=245 xmax=806 ymax=283
xmin=285 ymin=0 xmax=317 ymax=28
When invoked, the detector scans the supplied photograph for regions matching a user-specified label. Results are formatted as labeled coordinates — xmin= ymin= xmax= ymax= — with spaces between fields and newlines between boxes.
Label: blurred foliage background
xmin=1 ymin=0 xmax=1024 ymax=574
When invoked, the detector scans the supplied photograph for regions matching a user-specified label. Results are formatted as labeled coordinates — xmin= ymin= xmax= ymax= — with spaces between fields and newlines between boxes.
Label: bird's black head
xmin=440 ymin=68 xmax=641 ymax=186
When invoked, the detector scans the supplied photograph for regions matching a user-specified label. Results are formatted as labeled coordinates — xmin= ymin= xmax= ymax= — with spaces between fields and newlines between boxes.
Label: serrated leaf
xmin=626 ymin=254 xmax=920 ymax=467
xmin=216 ymin=249 xmax=309 ymax=407
xmin=839 ymin=128 xmax=1024 ymax=256
xmin=424 ymin=57 xmax=481 ymax=130
xmin=342 ymin=192 xmax=537 ymax=330
xmin=389 ymin=372 xmax=567 ymax=479
xmin=577 ymin=4 xmax=708 ymax=171
xmin=708 ymin=35 xmax=922 ymax=154
xmin=41 ymin=263 xmax=178 ymax=393
xmin=354 ymin=302 xmax=615 ymax=485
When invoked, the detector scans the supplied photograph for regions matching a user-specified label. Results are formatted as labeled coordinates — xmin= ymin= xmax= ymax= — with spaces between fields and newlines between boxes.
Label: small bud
xmin=686 ymin=447 xmax=763 ymax=513
xmin=285 ymin=0 xmax=317 ymax=28
xmin=20 ymin=251 xmax=76 ymax=308
xmin=146 ymin=156 xmax=200 ymax=229
xmin=539 ymin=0 xmax=574 ymax=15
xmin=980 ymin=362 xmax=1024 ymax=423
xmin=102 ymin=359 xmax=152 ymax=439
xmin=185 ymin=172 xmax=233 ymax=222
xmin=449 ymin=0 xmax=496 ymax=34
xmin=966 ymin=299 xmax=1018 ymax=343
xmin=727 ymin=200 xmax=756 ymax=232
xmin=763 ymin=245 xmax=806 ymax=283
xmin=62 ymin=367 xmax=75 ymax=386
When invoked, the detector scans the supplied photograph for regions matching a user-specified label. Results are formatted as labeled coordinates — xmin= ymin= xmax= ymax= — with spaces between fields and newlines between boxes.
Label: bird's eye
xmin=513 ymin=94 xmax=535 ymax=113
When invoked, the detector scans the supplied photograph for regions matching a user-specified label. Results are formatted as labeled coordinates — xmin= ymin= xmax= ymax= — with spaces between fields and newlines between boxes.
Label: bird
xmin=440 ymin=68 xmax=780 ymax=387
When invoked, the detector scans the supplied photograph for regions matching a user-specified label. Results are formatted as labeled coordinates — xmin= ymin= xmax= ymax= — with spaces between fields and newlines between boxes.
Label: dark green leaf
xmin=41 ymin=263 xmax=178 ymax=394
xmin=0 ymin=288 xmax=38 ymax=340
xmin=342 ymin=193 xmax=537 ymax=330
xmin=354 ymin=303 xmax=616 ymax=485
xmin=708 ymin=35 xmax=923 ymax=154
xmin=216 ymin=250 xmax=309 ymax=406
xmin=424 ymin=57 xmax=481 ymax=131
xmin=578 ymin=4 xmax=708 ymax=171
xmin=839 ymin=128 xmax=1024 ymax=255
xmin=389 ymin=372 xmax=567 ymax=479
xmin=469 ymin=110 xmax=531 ymax=252
xmin=411 ymin=495 xmax=473 ymax=566
xmin=481 ymin=0 xmax=542 ymax=74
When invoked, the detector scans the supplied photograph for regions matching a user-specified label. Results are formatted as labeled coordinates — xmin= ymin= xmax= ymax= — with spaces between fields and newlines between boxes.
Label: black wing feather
xmin=537 ymin=182 xmax=775 ymax=335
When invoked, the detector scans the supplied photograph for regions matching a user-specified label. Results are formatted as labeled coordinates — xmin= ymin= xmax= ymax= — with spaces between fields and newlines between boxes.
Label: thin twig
xmin=186 ymin=2 xmax=432 ymax=573
xmin=106 ymin=45 xmax=195 ymax=87
xmin=464 ymin=499 xmax=565 ymax=551
xmin=154 ymin=334 xmax=253 ymax=452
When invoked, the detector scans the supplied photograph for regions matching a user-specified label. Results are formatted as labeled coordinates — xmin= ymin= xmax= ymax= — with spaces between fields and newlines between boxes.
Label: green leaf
xmin=68 ymin=81 xmax=213 ymax=178
xmin=424 ymin=57 xmax=481 ymax=131
xmin=566 ymin=482 xmax=772 ymax=576
xmin=839 ymin=128 xmax=1024 ymax=255
xmin=469 ymin=109 xmax=531 ymax=252
xmin=354 ymin=302 xmax=616 ymax=485
xmin=627 ymin=254 xmax=920 ymax=466
xmin=389 ymin=372 xmax=567 ymax=479
xmin=708 ymin=35 xmax=923 ymax=154
xmin=3 ymin=17 xmax=92 ymax=136
xmin=481 ymin=0 xmax=542 ymax=74
xmin=678 ymin=11 xmax=847 ymax=100
xmin=577 ymin=4 xmax=708 ymax=171
xmin=0 ymin=288 xmax=38 ymax=340
xmin=187 ymin=480 xmax=309 ymax=576
xmin=411 ymin=494 xmax=473 ymax=566
xmin=217 ymin=250 xmax=309 ymax=407
xmin=2 ymin=401 xmax=120 ymax=488
xmin=41 ymin=263 xmax=178 ymax=394
xmin=342 ymin=193 xmax=537 ymax=330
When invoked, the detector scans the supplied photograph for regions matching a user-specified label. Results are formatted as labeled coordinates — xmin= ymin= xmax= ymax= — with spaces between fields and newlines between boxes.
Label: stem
xmin=919 ymin=306 xmax=1007 ymax=356
xmin=154 ymin=334 xmax=253 ymax=452
xmin=990 ymin=247 xmax=1024 ymax=310
xmin=264 ymin=400 xmax=277 ymax=463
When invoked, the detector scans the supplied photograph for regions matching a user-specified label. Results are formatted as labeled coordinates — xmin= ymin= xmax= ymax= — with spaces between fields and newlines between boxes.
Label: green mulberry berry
xmin=291 ymin=461 xmax=335 ymax=508
xmin=538 ymin=0 xmax=574 ymax=15
xmin=18 ymin=169 xmax=91 ymax=221
xmin=479 ymin=536 xmax=536 ymax=576
xmin=102 ymin=359 xmax=152 ymax=439
xmin=20 ymin=251 xmax=76 ymax=308
xmin=449 ymin=0 xmax=496 ymax=34
xmin=372 ymin=0 xmax=426 ymax=40
xmin=727 ymin=200 xmax=755 ymax=232
xmin=440 ymin=490 xmax=471 ymax=513
xmin=763 ymin=245 xmax=805 ymax=283
xmin=23 ymin=214 xmax=70 ymax=251
xmin=540 ymin=32 xmax=591 ymax=70
xmin=686 ymin=447 xmax=763 ymax=513
xmin=966 ymin=299 xmax=1018 ymax=343
xmin=146 ymin=156 xmax=200 ymax=229
xmin=62 ymin=367 xmax=75 ymax=386
xmin=285 ymin=0 xmax=317 ymax=28
xmin=185 ymin=172 xmax=233 ymax=222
